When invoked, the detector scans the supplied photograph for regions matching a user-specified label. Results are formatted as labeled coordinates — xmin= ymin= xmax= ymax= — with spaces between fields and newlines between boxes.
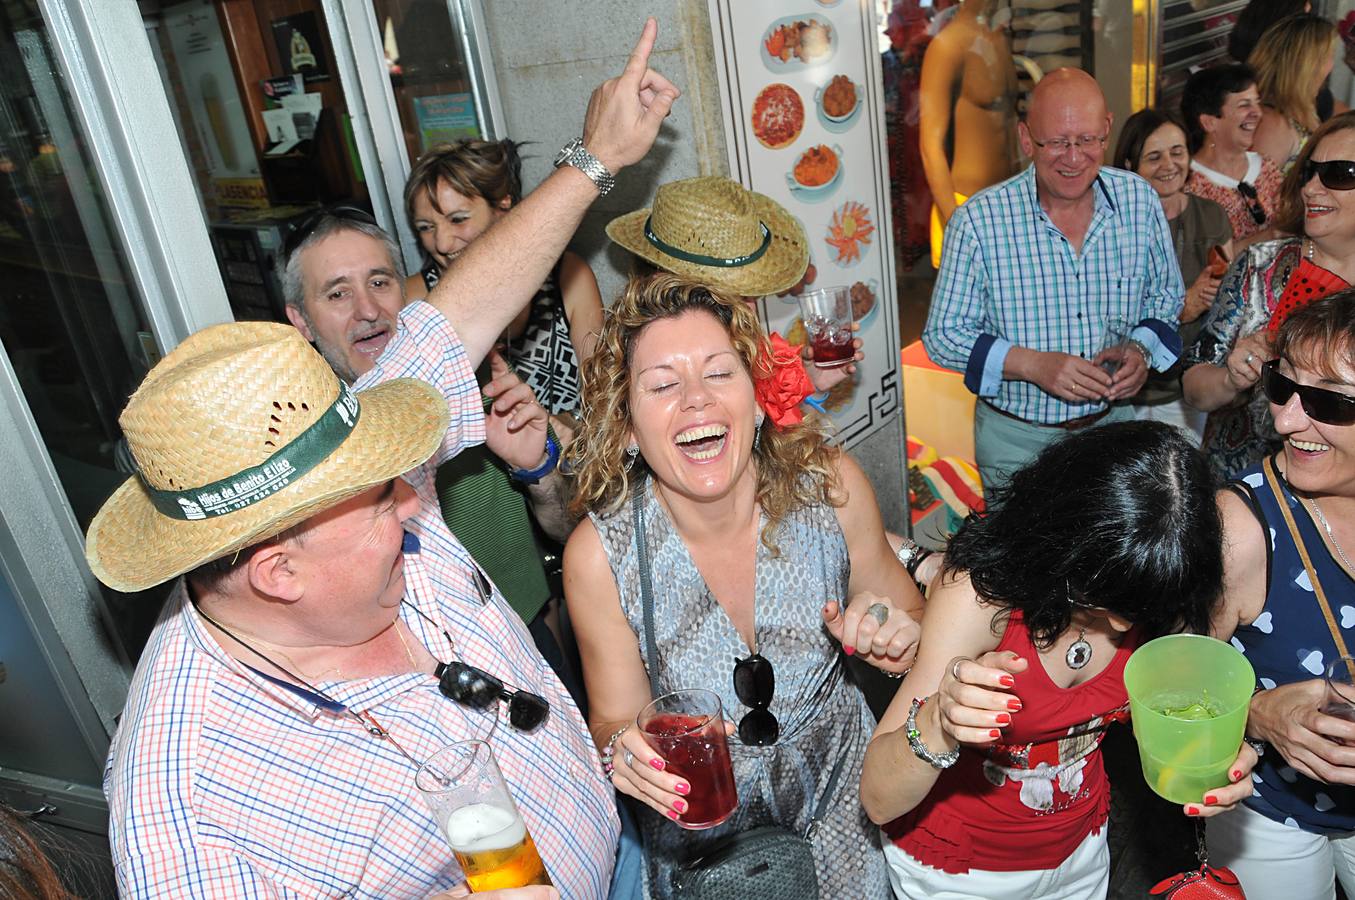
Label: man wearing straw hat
xmin=87 ymin=19 xmax=677 ymax=900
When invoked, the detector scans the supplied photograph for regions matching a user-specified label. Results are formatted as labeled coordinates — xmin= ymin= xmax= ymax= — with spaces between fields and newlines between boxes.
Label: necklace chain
xmin=1309 ymin=498 xmax=1354 ymax=571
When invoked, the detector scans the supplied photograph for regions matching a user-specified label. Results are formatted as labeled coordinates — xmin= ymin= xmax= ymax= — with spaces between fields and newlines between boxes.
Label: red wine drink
xmin=798 ymin=287 xmax=854 ymax=369
xmin=638 ymin=690 xmax=738 ymax=829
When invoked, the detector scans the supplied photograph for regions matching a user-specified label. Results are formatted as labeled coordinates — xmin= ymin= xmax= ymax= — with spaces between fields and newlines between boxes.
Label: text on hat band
xmin=136 ymin=382 xmax=362 ymax=521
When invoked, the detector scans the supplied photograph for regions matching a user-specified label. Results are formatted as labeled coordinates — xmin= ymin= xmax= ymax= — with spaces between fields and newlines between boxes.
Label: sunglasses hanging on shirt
xmin=1235 ymin=181 xmax=1267 ymax=226
xmin=733 ymin=652 xmax=779 ymax=745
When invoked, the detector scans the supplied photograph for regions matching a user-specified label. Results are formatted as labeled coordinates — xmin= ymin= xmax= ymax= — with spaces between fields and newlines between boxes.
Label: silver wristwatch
xmin=553 ymin=137 xmax=615 ymax=196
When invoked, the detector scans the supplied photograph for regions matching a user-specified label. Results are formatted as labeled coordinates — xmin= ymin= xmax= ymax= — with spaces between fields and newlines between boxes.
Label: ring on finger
xmin=867 ymin=602 xmax=890 ymax=626
xmin=1245 ymin=352 xmax=1255 ymax=365
xmin=951 ymin=658 xmax=965 ymax=681
xmin=623 ymin=750 xmax=634 ymax=768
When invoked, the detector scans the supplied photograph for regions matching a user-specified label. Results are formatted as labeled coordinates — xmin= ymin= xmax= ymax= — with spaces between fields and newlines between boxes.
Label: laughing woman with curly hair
xmin=564 ymin=273 xmax=923 ymax=898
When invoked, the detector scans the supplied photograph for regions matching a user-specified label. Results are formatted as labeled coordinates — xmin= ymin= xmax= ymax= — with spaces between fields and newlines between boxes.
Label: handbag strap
xmin=1262 ymin=457 xmax=1352 ymax=666
xmin=630 ymin=476 xmax=850 ymax=837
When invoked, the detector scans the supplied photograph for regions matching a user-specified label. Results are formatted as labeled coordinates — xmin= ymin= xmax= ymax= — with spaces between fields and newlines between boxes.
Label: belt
xmin=981 ymin=400 xmax=1111 ymax=431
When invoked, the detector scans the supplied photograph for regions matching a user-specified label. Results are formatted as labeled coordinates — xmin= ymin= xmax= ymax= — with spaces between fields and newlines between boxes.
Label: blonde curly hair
xmin=568 ymin=272 xmax=841 ymax=548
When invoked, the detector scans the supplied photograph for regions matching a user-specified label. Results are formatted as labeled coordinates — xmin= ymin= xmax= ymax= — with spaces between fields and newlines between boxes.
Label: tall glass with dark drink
xmin=415 ymin=740 xmax=553 ymax=891
xmin=638 ymin=689 xmax=739 ymax=829
xmin=798 ymin=287 xmax=854 ymax=368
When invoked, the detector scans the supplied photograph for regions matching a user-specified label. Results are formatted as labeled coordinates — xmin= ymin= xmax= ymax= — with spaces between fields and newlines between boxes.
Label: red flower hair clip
xmin=754 ymin=332 xmax=815 ymax=428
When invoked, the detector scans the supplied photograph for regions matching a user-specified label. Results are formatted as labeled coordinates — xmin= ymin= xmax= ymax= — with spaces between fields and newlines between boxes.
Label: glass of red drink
xmin=798 ymin=287 xmax=854 ymax=369
xmin=638 ymin=689 xmax=738 ymax=830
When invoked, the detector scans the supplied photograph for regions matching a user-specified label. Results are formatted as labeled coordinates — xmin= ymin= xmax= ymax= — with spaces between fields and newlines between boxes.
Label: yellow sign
xmin=215 ymin=177 xmax=270 ymax=209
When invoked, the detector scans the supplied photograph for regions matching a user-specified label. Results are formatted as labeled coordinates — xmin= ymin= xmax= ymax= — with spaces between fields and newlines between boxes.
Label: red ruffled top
xmin=884 ymin=612 xmax=1139 ymax=874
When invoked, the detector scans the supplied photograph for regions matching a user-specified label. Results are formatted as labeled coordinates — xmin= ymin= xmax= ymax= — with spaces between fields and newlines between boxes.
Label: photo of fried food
xmin=849 ymin=281 xmax=875 ymax=319
xmin=763 ymin=19 xmax=833 ymax=65
xmin=821 ymin=75 xmax=857 ymax=119
xmin=792 ymin=145 xmax=839 ymax=187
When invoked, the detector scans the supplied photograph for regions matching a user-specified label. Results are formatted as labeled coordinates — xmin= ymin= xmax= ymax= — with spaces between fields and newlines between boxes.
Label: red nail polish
xmin=1231 ymin=769 xmax=1242 ymax=781
xmin=667 ymin=810 xmax=679 ymax=820
xmin=675 ymin=782 xmax=690 ymax=795
xmin=999 ymin=675 xmax=1015 ymax=687
xmin=844 ymin=645 xmax=855 ymax=656
xmin=649 ymin=758 xmax=666 ymax=771
xmin=1204 ymin=794 xmax=1218 ymax=806
xmin=1185 ymin=805 xmax=1200 ymax=816
xmin=673 ymin=799 xmax=687 ymax=813
xmin=1007 ymin=698 xmax=1023 ymax=711
xmin=989 ymin=729 xmax=1001 ymax=738
xmin=996 ymin=713 xmax=1011 ymax=726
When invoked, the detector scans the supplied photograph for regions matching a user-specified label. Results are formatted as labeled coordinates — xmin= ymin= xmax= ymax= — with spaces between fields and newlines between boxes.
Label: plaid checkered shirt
xmin=104 ymin=302 xmax=620 ymax=898
xmin=922 ymin=165 xmax=1185 ymax=425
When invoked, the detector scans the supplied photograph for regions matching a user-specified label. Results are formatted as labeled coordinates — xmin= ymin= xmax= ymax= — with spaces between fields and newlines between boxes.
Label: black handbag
xmin=632 ymin=481 xmax=846 ymax=900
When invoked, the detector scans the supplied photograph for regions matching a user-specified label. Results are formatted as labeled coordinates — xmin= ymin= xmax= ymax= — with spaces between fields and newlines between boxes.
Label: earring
xmin=753 ymin=417 xmax=764 ymax=453
xmin=623 ymin=443 xmax=639 ymax=473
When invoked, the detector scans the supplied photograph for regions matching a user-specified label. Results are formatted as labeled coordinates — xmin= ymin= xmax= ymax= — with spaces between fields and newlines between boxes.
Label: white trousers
xmin=882 ymin=826 xmax=1109 ymax=899
xmin=1206 ymin=801 xmax=1355 ymax=900
xmin=1134 ymin=399 xmax=1207 ymax=447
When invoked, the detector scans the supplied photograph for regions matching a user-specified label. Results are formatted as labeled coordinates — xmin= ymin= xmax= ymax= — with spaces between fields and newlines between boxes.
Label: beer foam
xmin=443 ymin=802 xmax=527 ymax=854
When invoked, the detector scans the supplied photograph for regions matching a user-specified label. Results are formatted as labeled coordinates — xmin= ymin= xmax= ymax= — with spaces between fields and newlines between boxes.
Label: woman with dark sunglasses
xmin=563 ymin=275 xmax=923 ymax=899
xmin=1184 ymin=111 xmax=1355 ymax=481
xmin=860 ymin=420 xmax=1247 ymax=899
xmin=1207 ymin=291 xmax=1355 ymax=899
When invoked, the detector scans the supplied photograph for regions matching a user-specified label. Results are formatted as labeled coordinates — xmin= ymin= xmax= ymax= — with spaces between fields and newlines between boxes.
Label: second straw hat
xmin=607 ymin=176 xmax=809 ymax=297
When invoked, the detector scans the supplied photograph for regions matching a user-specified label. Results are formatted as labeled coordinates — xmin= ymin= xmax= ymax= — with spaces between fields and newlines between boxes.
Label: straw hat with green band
xmin=606 ymin=176 xmax=809 ymax=297
xmin=85 ymin=321 xmax=448 ymax=593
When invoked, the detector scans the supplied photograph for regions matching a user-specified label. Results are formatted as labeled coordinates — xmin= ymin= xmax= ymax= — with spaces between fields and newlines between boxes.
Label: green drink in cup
xmin=1124 ymin=634 xmax=1255 ymax=804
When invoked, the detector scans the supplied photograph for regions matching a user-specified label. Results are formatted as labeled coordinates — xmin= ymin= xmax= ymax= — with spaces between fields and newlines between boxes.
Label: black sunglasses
xmin=1262 ymin=360 xmax=1355 ymax=425
xmin=434 ymin=660 xmax=550 ymax=731
xmin=1236 ymin=181 xmax=1268 ymax=226
xmin=282 ymin=204 xmax=378 ymax=260
xmin=1302 ymin=158 xmax=1355 ymax=192
xmin=733 ymin=653 xmax=779 ymax=745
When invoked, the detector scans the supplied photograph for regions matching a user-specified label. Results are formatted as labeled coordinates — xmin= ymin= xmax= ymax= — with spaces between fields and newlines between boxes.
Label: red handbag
xmin=1149 ymin=821 xmax=1246 ymax=899
xmin=1149 ymin=864 xmax=1246 ymax=899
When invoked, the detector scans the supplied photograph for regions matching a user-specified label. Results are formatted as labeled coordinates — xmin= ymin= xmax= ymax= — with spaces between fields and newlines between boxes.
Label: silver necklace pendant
xmin=1066 ymin=628 xmax=1093 ymax=670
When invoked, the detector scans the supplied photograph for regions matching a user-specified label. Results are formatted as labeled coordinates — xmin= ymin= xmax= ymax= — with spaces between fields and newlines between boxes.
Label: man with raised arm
xmin=89 ymin=20 xmax=677 ymax=899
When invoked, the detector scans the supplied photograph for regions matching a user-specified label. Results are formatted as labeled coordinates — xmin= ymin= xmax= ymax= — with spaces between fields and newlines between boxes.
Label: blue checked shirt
xmin=922 ymin=165 xmax=1185 ymax=425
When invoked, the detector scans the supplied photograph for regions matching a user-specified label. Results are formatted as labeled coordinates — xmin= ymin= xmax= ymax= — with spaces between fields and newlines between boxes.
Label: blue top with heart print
xmin=1227 ymin=458 xmax=1355 ymax=835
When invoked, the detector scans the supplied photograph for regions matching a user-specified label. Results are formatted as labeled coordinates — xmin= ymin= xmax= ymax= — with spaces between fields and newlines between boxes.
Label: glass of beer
xmin=798 ymin=287 xmax=854 ymax=368
xmin=638 ymin=689 xmax=739 ymax=829
xmin=415 ymin=740 xmax=552 ymax=891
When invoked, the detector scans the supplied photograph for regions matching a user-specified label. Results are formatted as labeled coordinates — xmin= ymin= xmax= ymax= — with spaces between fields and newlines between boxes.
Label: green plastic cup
xmin=1123 ymin=634 xmax=1254 ymax=804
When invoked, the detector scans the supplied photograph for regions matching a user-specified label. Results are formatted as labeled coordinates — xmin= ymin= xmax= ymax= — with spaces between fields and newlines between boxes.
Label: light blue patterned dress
xmin=590 ymin=478 xmax=890 ymax=899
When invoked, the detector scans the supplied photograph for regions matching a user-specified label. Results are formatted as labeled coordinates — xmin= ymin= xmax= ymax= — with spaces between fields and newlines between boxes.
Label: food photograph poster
xmin=709 ymin=0 xmax=902 ymax=448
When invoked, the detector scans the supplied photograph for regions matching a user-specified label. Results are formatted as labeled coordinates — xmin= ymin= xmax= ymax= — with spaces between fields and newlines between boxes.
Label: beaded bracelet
xmin=905 ymin=695 xmax=959 ymax=770
xmin=599 ymin=725 xmax=629 ymax=778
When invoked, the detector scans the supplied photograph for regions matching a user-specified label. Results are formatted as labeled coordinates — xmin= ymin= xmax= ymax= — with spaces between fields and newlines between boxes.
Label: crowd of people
xmin=10 ymin=7 xmax=1354 ymax=900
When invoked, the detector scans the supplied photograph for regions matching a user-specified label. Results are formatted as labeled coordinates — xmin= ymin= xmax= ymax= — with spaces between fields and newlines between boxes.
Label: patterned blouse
xmin=1185 ymin=152 xmax=1283 ymax=244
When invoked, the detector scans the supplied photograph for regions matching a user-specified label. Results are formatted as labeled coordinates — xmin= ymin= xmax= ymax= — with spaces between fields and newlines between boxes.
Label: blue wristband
xmin=509 ymin=433 xmax=560 ymax=485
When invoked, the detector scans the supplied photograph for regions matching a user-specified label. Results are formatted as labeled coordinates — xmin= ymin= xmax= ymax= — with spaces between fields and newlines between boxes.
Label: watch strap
xmin=509 ymin=431 xmax=560 ymax=484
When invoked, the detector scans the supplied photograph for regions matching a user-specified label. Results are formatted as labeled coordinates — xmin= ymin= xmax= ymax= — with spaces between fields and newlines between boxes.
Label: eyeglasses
xmin=281 ymin=204 xmax=378 ymax=261
xmin=733 ymin=653 xmax=779 ymax=745
xmin=1301 ymin=158 xmax=1355 ymax=192
xmin=1029 ymin=132 xmax=1108 ymax=155
xmin=1261 ymin=360 xmax=1355 ymax=425
xmin=1236 ymin=181 xmax=1268 ymax=226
